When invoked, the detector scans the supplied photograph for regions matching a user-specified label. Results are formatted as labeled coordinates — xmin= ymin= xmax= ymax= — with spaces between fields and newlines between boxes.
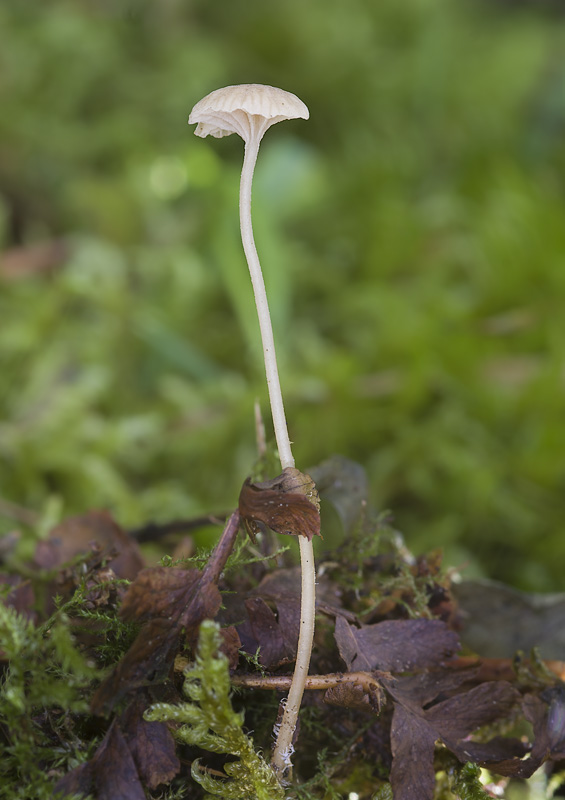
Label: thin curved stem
xmin=239 ymin=137 xmax=294 ymax=471
xmin=238 ymin=135 xmax=316 ymax=777
xmin=271 ymin=534 xmax=315 ymax=776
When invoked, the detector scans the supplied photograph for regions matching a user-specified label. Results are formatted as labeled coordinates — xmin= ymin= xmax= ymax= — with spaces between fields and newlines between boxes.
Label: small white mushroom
xmin=189 ymin=84 xmax=313 ymax=778
xmin=189 ymin=85 xmax=308 ymax=471
xmin=189 ymin=83 xmax=309 ymax=143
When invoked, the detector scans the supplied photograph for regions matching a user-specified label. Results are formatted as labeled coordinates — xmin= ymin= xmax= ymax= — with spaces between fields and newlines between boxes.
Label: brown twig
xmin=231 ymin=670 xmax=389 ymax=695
xmin=200 ymin=510 xmax=241 ymax=587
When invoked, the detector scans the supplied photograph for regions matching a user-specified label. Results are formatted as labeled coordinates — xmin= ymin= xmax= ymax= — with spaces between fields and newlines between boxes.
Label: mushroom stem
xmin=239 ymin=135 xmax=294 ymax=471
xmin=238 ymin=132 xmax=315 ymax=777
xmin=271 ymin=534 xmax=316 ymax=777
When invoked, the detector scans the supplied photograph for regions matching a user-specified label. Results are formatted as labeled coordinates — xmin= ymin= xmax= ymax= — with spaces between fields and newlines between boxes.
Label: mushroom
xmin=189 ymin=85 xmax=308 ymax=471
xmin=189 ymin=84 xmax=313 ymax=776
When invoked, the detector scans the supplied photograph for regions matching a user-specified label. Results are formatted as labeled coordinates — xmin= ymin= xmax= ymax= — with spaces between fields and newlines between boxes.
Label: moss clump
xmin=145 ymin=619 xmax=285 ymax=800
xmin=0 ymin=601 xmax=99 ymax=799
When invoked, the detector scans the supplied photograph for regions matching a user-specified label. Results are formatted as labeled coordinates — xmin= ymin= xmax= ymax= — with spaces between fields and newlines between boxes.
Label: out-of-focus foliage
xmin=1 ymin=0 xmax=565 ymax=590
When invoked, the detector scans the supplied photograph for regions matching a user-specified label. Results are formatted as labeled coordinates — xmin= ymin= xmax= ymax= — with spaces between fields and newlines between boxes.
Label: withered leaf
xmin=35 ymin=510 xmax=144 ymax=580
xmin=56 ymin=719 xmax=146 ymax=800
xmin=57 ymin=693 xmax=180 ymax=798
xmin=386 ymin=675 xmax=522 ymax=800
xmin=91 ymin=511 xmax=240 ymax=715
xmin=54 ymin=758 xmax=92 ymax=799
xmin=253 ymin=581 xmax=301 ymax=657
xmin=120 ymin=691 xmax=180 ymax=789
xmin=390 ymin=704 xmax=437 ymax=800
xmin=236 ymin=569 xmax=315 ymax=667
xmin=252 ymin=567 xmax=301 ymax=601
xmin=308 ymin=455 xmax=370 ymax=536
xmin=218 ymin=624 xmax=243 ymax=670
xmin=332 ymin=618 xmax=528 ymax=800
xmin=254 ymin=565 xmax=352 ymax=620
xmin=381 ymin=665 xmax=479 ymax=709
xmin=119 ymin=567 xmax=203 ymax=623
xmin=540 ymin=686 xmax=565 ymax=756
xmin=237 ymin=596 xmax=296 ymax=668
xmin=278 ymin=467 xmax=320 ymax=505
xmin=385 ymin=670 xmax=565 ymax=796
xmin=238 ymin=467 xmax=321 ymax=541
xmin=480 ymin=691 xmax=565 ymax=779
xmin=453 ymin=578 xmax=565 ymax=659
xmin=269 ymin=596 xmax=301 ymax=659
xmin=91 ymin=617 xmax=186 ymax=714
xmin=449 ymin=736 xmax=529 ymax=765
xmin=423 ymin=680 xmax=522 ymax=747
xmin=335 ymin=616 xmax=460 ymax=673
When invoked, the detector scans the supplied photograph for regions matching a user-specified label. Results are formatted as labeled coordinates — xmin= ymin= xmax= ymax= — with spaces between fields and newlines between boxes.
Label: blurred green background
xmin=1 ymin=0 xmax=564 ymax=591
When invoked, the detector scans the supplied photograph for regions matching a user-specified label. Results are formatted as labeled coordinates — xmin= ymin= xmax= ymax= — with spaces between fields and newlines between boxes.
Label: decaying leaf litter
xmin=1 ymin=457 xmax=565 ymax=799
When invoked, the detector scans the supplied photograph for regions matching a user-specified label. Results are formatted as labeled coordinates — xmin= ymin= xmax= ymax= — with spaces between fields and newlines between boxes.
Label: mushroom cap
xmin=188 ymin=84 xmax=309 ymax=143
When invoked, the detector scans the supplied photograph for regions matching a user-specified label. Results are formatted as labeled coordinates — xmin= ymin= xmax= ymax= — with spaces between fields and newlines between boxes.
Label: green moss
xmin=0 ymin=601 xmax=100 ymax=798
xmin=450 ymin=763 xmax=493 ymax=800
xmin=145 ymin=620 xmax=285 ymax=800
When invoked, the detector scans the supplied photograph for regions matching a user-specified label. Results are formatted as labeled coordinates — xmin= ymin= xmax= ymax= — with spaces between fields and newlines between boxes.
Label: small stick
xmin=231 ymin=670 xmax=388 ymax=695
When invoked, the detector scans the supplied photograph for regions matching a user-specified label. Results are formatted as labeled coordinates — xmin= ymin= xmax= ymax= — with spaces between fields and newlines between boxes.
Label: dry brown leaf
xmin=335 ymin=616 xmax=460 ymax=673
xmin=91 ymin=511 xmax=240 ymax=716
xmin=34 ymin=510 xmax=144 ymax=580
xmin=238 ymin=467 xmax=321 ymax=541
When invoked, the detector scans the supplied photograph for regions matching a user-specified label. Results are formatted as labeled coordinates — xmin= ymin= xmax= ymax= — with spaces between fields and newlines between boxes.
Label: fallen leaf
xmin=56 ymin=719 xmax=146 ymax=800
xmin=218 ymin=624 xmax=242 ymax=670
xmin=331 ymin=615 xmax=538 ymax=800
xmin=423 ymin=681 xmax=523 ymax=756
xmin=34 ymin=510 xmax=144 ymax=580
xmin=91 ymin=617 xmax=185 ymax=714
xmin=308 ymin=455 xmax=370 ymax=535
xmin=120 ymin=691 xmax=180 ymax=789
xmin=236 ymin=567 xmax=342 ymax=668
xmin=453 ymin=578 xmax=565 ymax=659
xmin=390 ymin=703 xmax=437 ymax=800
xmin=237 ymin=596 xmax=296 ymax=668
xmin=335 ymin=616 xmax=460 ymax=673
xmin=57 ymin=691 xmax=180 ymax=799
xmin=91 ymin=511 xmax=240 ymax=715
xmin=119 ymin=566 xmax=203 ymax=623
xmin=238 ymin=468 xmax=321 ymax=541
xmin=383 ymin=665 xmax=479 ymax=708
xmin=387 ymin=677 xmax=522 ymax=800
xmin=481 ymin=690 xmax=565 ymax=778
xmin=253 ymin=566 xmax=350 ymax=620
xmin=540 ymin=686 xmax=565 ymax=755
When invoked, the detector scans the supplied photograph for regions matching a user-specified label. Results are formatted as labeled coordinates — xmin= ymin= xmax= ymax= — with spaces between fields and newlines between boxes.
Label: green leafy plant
xmin=145 ymin=619 xmax=285 ymax=800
